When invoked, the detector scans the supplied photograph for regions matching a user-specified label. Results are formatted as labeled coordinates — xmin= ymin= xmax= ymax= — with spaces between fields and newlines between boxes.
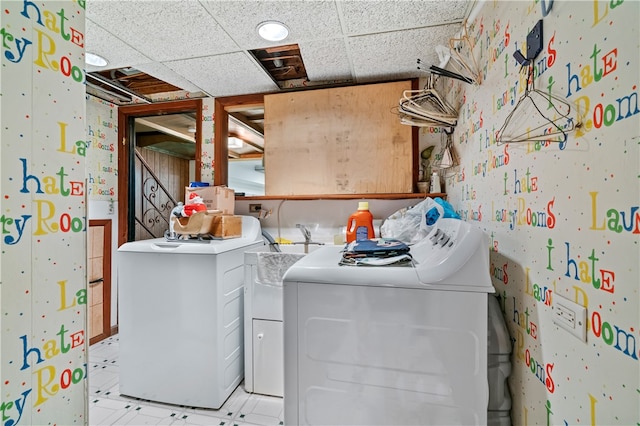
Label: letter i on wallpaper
xmin=546 ymin=238 xmax=554 ymax=270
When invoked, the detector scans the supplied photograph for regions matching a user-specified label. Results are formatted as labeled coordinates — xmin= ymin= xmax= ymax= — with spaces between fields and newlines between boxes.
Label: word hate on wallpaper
xmin=0 ymin=280 xmax=88 ymax=425
xmin=2 ymin=0 xmax=86 ymax=83
xmin=2 ymin=120 xmax=88 ymax=244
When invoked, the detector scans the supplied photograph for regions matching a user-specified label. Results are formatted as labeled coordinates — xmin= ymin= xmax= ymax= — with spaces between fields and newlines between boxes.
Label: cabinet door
xmin=253 ymin=319 xmax=283 ymax=397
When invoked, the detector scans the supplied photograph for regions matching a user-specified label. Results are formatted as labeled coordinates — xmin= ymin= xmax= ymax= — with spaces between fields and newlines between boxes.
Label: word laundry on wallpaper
xmin=589 ymin=191 xmax=640 ymax=234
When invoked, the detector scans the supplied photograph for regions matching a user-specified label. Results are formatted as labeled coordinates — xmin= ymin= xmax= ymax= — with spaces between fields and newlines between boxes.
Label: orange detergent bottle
xmin=346 ymin=202 xmax=375 ymax=243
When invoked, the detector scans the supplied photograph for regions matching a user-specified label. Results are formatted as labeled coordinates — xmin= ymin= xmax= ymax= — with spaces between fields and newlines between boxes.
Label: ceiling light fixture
xmin=257 ymin=21 xmax=289 ymax=42
xmin=187 ymin=126 xmax=196 ymax=133
xmin=86 ymin=52 xmax=108 ymax=67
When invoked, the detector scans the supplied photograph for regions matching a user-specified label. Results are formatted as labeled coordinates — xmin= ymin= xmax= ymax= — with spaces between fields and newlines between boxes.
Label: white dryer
xmin=117 ymin=216 xmax=263 ymax=409
xmin=282 ymin=218 xmax=495 ymax=425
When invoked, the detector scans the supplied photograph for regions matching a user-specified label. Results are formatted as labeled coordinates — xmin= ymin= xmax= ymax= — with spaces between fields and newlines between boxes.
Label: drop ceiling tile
xmin=338 ymin=0 xmax=470 ymax=35
xmin=164 ymin=53 xmax=279 ymax=98
xmin=200 ymin=0 xmax=343 ymax=49
xmin=133 ymin=63 xmax=203 ymax=94
xmin=299 ymin=39 xmax=353 ymax=82
xmin=87 ymin=1 xmax=239 ymax=62
xmin=347 ymin=25 xmax=460 ymax=83
xmin=85 ymin=20 xmax=153 ymax=72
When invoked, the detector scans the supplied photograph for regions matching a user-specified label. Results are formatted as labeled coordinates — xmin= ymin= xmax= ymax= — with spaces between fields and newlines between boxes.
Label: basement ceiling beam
xmin=136 ymin=118 xmax=194 ymax=143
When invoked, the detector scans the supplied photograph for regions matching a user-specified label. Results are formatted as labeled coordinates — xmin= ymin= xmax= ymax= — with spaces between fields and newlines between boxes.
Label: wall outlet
xmin=249 ymin=203 xmax=262 ymax=213
xmin=552 ymin=294 xmax=587 ymax=342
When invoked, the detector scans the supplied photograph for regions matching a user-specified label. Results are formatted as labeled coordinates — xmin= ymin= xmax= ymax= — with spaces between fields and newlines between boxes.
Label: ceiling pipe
xmin=86 ymin=72 xmax=153 ymax=104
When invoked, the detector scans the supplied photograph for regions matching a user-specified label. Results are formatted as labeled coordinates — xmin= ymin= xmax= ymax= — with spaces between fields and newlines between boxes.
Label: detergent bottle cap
xmin=358 ymin=201 xmax=369 ymax=210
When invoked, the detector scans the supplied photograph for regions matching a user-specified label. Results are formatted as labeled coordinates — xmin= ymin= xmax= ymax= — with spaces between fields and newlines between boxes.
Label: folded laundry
xmin=340 ymin=238 xmax=413 ymax=266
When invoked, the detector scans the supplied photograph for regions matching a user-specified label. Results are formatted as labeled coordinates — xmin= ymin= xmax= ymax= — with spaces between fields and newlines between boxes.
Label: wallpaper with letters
xmin=86 ymin=95 xmax=118 ymax=201
xmin=1 ymin=1 xmax=88 ymax=425
xmin=426 ymin=1 xmax=639 ymax=424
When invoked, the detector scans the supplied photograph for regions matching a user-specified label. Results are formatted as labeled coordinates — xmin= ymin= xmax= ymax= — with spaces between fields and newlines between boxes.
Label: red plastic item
xmin=346 ymin=202 xmax=374 ymax=243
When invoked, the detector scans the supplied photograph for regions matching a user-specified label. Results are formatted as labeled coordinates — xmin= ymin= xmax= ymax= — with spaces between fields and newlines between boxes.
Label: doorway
xmin=214 ymin=94 xmax=264 ymax=189
xmin=117 ymin=99 xmax=203 ymax=246
xmin=88 ymin=219 xmax=112 ymax=345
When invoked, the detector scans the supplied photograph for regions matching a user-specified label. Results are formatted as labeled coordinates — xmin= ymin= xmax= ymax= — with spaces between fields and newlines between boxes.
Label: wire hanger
xmin=397 ymin=74 xmax=458 ymax=128
xmin=496 ymin=62 xmax=579 ymax=145
xmin=446 ymin=22 xmax=483 ymax=85
xmin=497 ymin=19 xmax=580 ymax=145
xmin=417 ymin=58 xmax=474 ymax=85
xmin=434 ymin=128 xmax=460 ymax=170
xmin=416 ymin=21 xmax=482 ymax=86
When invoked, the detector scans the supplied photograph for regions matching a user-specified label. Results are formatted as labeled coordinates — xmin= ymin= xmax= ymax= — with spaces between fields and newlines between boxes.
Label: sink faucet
xmin=294 ymin=224 xmax=324 ymax=253
xmin=297 ymin=224 xmax=311 ymax=243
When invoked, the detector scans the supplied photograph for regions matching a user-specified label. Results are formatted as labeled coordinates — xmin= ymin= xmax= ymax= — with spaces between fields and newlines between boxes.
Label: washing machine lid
xmin=284 ymin=219 xmax=494 ymax=293
xmin=118 ymin=215 xmax=262 ymax=254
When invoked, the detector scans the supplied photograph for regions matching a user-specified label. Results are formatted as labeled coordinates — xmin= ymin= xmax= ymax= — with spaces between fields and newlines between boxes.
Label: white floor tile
xmin=166 ymin=411 xmax=225 ymax=426
xmin=111 ymin=404 xmax=185 ymax=425
xmin=236 ymin=394 xmax=284 ymax=426
xmin=88 ymin=335 xmax=284 ymax=426
xmin=88 ymin=397 xmax=133 ymax=425
xmin=89 ymin=363 xmax=120 ymax=395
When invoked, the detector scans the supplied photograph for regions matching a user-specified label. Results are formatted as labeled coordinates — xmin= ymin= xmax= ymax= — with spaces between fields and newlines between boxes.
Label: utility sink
xmin=243 ymin=242 xmax=328 ymax=397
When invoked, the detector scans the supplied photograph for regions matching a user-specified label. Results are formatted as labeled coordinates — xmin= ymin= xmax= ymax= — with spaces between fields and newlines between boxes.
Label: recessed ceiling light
xmin=257 ymin=21 xmax=289 ymax=42
xmin=86 ymin=52 xmax=108 ymax=67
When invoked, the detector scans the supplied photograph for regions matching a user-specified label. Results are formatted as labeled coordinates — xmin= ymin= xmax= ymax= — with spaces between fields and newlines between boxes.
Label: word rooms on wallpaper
xmin=2 ymin=0 xmax=89 ymax=425
xmin=438 ymin=0 xmax=638 ymax=425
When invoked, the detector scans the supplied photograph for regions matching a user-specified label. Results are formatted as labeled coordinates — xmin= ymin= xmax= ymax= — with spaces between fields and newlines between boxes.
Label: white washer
xmin=283 ymin=219 xmax=495 ymax=425
xmin=117 ymin=216 xmax=263 ymax=409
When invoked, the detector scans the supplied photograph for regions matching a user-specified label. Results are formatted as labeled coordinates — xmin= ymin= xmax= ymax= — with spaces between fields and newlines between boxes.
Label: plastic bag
xmin=380 ymin=197 xmax=459 ymax=244
xmin=380 ymin=197 xmax=444 ymax=244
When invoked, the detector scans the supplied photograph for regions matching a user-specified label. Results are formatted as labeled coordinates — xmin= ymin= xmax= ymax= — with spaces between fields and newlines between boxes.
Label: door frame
xmin=89 ymin=219 xmax=113 ymax=345
xmin=117 ymin=99 xmax=203 ymax=247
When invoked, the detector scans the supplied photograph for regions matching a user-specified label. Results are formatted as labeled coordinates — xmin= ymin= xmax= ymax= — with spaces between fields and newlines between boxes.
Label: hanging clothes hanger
xmin=446 ymin=22 xmax=483 ymax=86
xmin=417 ymin=58 xmax=475 ymax=85
xmin=416 ymin=20 xmax=482 ymax=87
xmin=496 ymin=62 xmax=579 ymax=145
xmin=497 ymin=19 xmax=580 ymax=145
xmin=397 ymin=74 xmax=458 ymax=128
xmin=434 ymin=128 xmax=460 ymax=169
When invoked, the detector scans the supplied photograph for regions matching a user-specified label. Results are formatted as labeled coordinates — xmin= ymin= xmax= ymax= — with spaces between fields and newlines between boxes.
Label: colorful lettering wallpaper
xmin=429 ymin=1 xmax=639 ymax=424
xmin=200 ymin=97 xmax=215 ymax=183
xmin=1 ymin=0 xmax=88 ymax=424
xmin=85 ymin=95 xmax=117 ymax=201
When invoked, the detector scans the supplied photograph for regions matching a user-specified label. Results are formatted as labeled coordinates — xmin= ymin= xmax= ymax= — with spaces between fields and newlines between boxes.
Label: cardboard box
xmin=185 ymin=186 xmax=235 ymax=215
xmin=212 ymin=214 xmax=242 ymax=239
xmin=171 ymin=211 xmax=219 ymax=236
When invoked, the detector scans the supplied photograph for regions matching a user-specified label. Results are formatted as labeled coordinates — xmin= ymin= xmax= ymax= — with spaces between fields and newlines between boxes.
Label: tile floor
xmin=89 ymin=335 xmax=284 ymax=426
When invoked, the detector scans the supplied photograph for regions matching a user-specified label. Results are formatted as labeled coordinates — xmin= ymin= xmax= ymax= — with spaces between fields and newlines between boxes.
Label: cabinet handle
xmin=257 ymin=333 xmax=264 ymax=340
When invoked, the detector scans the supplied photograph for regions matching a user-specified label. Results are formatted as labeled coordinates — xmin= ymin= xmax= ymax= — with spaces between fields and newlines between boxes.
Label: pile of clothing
xmin=340 ymin=238 xmax=412 ymax=266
